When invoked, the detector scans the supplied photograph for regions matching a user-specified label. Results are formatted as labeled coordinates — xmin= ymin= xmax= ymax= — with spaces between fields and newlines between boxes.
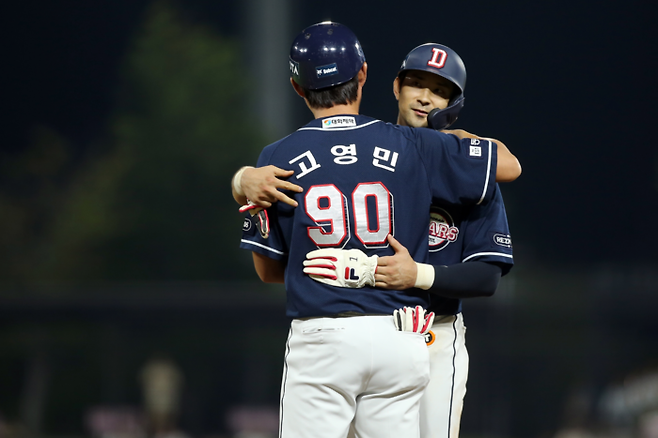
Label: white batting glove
xmin=239 ymin=200 xmax=269 ymax=239
xmin=303 ymin=248 xmax=378 ymax=288
xmin=393 ymin=306 xmax=435 ymax=335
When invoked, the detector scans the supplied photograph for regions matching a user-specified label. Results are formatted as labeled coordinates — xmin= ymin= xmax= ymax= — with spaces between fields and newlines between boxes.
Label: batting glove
xmin=393 ymin=306 xmax=435 ymax=335
xmin=303 ymin=248 xmax=377 ymax=288
xmin=239 ymin=200 xmax=269 ymax=239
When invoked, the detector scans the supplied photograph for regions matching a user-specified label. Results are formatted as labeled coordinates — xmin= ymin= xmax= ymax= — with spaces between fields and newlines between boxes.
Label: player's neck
xmin=310 ymin=102 xmax=360 ymax=119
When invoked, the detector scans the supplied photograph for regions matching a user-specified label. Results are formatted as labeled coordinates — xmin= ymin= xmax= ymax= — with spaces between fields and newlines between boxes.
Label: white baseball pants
xmin=279 ymin=315 xmax=430 ymax=438
xmin=419 ymin=313 xmax=469 ymax=438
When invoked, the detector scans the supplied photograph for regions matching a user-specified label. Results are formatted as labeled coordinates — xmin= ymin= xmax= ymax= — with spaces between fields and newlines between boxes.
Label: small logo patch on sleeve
xmin=493 ymin=233 xmax=512 ymax=248
xmin=469 ymin=145 xmax=482 ymax=157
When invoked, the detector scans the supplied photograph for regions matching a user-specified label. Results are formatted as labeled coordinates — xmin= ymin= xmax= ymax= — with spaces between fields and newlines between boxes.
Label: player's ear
xmin=357 ymin=62 xmax=368 ymax=88
xmin=290 ymin=78 xmax=305 ymax=98
xmin=393 ymin=76 xmax=401 ymax=101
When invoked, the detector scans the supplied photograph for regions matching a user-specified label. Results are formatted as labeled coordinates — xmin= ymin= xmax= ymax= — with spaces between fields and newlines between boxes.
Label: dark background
xmin=9 ymin=0 xmax=658 ymax=262
xmin=3 ymin=1 xmax=657 ymax=437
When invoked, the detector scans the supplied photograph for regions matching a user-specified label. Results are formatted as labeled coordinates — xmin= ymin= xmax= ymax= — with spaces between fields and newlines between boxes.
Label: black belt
xmin=328 ymin=311 xmax=388 ymax=318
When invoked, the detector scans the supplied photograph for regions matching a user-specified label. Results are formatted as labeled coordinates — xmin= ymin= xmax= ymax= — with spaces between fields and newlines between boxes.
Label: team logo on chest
xmin=428 ymin=207 xmax=459 ymax=252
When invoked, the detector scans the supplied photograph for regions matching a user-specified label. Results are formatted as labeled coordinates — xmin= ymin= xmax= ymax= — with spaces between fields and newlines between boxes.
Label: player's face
xmin=394 ymin=71 xmax=454 ymax=128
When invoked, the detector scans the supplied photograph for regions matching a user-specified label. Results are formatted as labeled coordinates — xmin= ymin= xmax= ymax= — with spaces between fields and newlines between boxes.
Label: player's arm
xmin=252 ymin=252 xmax=285 ymax=283
xmin=232 ymin=165 xmax=304 ymax=208
xmin=374 ymin=235 xmax=501 ymax=297
xmin=442 ymin=129 xmax=522 ymax=183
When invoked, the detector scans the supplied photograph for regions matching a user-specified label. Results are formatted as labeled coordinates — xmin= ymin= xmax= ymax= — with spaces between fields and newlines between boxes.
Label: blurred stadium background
xmin=3 ymin=0 xmax=657 ymax=437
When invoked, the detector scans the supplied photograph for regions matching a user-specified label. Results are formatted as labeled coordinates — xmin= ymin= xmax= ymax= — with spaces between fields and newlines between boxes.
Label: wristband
xmin=232 ymin=166 xmax=254 ymax=196
xmin=414 ymin=262 xmax=435 ymax=290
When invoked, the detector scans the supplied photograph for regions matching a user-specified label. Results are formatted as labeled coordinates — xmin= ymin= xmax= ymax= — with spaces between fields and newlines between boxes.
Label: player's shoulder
xmin=257 ymin=129 xmax=304 ymax=164
xmin=415 ymin=126 xmax=459 ymax=143
xmin=396 ymin=127 xmax=462 ymax=159
xmin=261 ymin=132 xmax=292 ymax=151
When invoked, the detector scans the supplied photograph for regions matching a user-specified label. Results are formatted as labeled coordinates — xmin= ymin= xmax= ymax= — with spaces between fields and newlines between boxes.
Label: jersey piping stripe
xmin=476 ymin=140 xmax=493 ymax=206
xmin=240 ymin=239 xmax=286 ymax=255
xmin=462 ymin=251 xmax=514 ymax=263
xmin=297 ymin=119 xmax=381 ymax=132
xmin=447 ymin=315 xmax=458 ymax=438
xmin=279 ymin=328 xmax=293 ymax=437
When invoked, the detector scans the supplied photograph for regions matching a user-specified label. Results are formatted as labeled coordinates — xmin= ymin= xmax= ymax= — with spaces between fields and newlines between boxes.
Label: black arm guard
xmin=429 ymin=261 xmax=502 ymax=298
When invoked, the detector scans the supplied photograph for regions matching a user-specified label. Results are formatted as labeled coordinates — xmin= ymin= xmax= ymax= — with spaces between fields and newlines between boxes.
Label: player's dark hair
xmin=302 ymin=75 xmax=359 ymax=109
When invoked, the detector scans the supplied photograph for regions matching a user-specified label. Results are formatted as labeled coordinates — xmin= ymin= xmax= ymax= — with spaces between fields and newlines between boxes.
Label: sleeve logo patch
xmin=469 ymin=145 xmax=482 ymax=157
xmin=493 ymin=233 xmax=512 ymax=248
xmin=322 ymin=116 xmax=357 ymax=129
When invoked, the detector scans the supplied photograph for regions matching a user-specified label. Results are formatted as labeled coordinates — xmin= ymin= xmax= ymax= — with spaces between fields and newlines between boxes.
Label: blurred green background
xmin=3 ymin=1 xmax=657 ymax=437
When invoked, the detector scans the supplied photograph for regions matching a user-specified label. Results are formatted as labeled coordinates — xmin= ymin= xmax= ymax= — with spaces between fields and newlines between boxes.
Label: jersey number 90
xmin=305 ymin=182 xmax=393 ymax=248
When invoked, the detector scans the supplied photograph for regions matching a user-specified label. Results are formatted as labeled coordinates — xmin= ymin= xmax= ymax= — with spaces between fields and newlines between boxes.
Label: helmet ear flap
xmin=427 ymin=96 xmax=465 ymax=130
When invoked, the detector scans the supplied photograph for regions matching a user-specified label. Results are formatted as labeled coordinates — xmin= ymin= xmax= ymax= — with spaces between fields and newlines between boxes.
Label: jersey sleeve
xmin=415 ymin=129 xmax=497 ymax=206
xmin=239 ymin=207 xmax=288 ymax=260
xmin=239 ymin=143 xmax=289 ymax=260
xmin=460 ymin=184 xmax=514 ymax=275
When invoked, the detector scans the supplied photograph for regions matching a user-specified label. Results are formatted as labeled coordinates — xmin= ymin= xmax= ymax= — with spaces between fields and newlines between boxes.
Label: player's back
xmin=241 ymin=114 xmax=496 ymax=318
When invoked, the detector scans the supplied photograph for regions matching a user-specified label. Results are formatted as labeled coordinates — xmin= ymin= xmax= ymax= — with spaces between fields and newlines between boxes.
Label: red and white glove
xmin=239 ymin=200 xmax=269 ymax=239
xmin=303 ymin=248 xmax=377 ymax=288
xmin=393 ymin=306 xmax=435 ymax=335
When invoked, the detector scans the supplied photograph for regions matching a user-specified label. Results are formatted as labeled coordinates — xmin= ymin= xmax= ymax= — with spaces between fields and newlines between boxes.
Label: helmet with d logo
xmin=398 ymin=43 xmax=466 ymax=129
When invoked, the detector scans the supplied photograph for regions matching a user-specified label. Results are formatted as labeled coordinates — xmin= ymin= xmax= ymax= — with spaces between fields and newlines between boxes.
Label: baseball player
xmin=304 ymin=44 xmax=514 ymax=438
xmin=236 ymin=23 xmax=519 ymax=438
xmin=235 ymin=42 xmax=515 ymax=438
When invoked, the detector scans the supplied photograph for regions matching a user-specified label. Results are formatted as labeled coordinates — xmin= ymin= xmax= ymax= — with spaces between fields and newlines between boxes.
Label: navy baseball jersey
xmin=240 ymin=115 xmax=498 ymax=318
xmin=426 ymin=184 xmax=514 ymax=315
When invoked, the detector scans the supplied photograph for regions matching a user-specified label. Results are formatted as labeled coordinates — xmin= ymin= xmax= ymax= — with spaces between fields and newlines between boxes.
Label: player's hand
xmin=303 ymin=248 xmax=377 ymax=288
xmin=241 ymin=165 xmax=303 ymax=208
xmin=374 ymin=235 xmax=418 ymax=290
xmin=393 ymin=306 xmax=435 ymax=335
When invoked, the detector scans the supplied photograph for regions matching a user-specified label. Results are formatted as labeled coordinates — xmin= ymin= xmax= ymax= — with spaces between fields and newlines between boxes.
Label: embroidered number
xmin=305 ymin=185 xmax=349 ymax=246
xmin=305 ymin=182 xmax=392 ymax=248
xmin=353 ymin=183 xmax=391 ymax=247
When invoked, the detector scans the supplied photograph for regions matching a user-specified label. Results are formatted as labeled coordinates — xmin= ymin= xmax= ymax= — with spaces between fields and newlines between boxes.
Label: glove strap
xmin=239 ymin=200 xmax=261 ymax=214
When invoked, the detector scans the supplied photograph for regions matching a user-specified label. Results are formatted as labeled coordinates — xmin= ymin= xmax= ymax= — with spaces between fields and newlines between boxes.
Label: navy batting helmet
xmin=398 ymin=43 xmax=466 ymax=129
xmin=289 ymin=22 xmax=366 ymax=90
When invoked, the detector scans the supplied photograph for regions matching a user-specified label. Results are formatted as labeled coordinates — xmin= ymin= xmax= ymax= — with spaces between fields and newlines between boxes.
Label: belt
xmin=300 ymin=312 xmax=388 ymax=320
xmin=330 ymin=311 xmax=388 ymax=318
